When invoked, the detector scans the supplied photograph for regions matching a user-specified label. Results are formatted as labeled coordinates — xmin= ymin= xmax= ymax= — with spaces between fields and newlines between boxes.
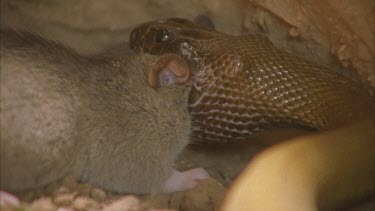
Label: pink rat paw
xmin=163 ymin=168 xmax=210 ymax=193
xmin=0 ymin=190 xmax=20 ymax=209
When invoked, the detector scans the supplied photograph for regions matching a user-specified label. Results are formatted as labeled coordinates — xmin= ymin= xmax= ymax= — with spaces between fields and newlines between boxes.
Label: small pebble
xmin=22 ymin=189 xmax=43 ymax=202
xmin=53 ymin=186 xmax=71 ymax=196
xmin=90 ymin=188 xmax=107 ymax=202
xmin=102 ymin=195 xmax=141 ymax=211
xmin=57 ymin=208 xmax=73 ymax=211
xmin=73 ymin=196 xmax=101 ymax=210
xmin=53 ymin=193 xmax=75 ymax=206
xmin=44 ymin=181 xmax=61 ymax=195
xmin=31 ymin=197 xmax=57 ymax=211
xmin=77 ymin=183 xmax=92 ymax=196
xmin=62 ymin=176 xmax=78 ymax=190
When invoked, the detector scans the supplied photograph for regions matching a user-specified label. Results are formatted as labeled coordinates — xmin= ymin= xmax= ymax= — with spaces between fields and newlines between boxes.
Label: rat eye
xmin=154 ymin=30 xmax=170 ymax=43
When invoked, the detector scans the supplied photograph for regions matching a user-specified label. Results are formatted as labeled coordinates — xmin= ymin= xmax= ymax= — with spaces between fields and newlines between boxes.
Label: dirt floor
xmin=3 ymin=129 xmax=311 ymax=211
xmin=1 ymin=0 xmax=374 ymax=210
xmin=3 ymin=129 xmax=373 ymax=210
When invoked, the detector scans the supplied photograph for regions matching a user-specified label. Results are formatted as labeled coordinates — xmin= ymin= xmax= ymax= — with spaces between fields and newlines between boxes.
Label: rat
xmin=0 ymin=29 xmax=209 ymax=194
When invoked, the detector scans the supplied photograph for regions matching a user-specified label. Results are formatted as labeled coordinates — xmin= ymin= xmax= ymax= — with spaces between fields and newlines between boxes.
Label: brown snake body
xmin=130 ymin=18 xmax=374 ymax=210
xmin=130 ymin=18 xmax=373 ymax=143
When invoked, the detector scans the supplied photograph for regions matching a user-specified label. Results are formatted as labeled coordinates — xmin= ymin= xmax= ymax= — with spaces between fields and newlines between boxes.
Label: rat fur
xmin=0 ymin=29 xmax=192 ymax=194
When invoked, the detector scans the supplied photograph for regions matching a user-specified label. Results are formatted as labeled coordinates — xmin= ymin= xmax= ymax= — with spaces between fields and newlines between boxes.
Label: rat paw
xmin=0 ymin=190 xmax=20 ymax=209
xmin=163 ymin=168 xmax=210 ymax=193
xmin=147 ymin=178 xmax=226 ymax=210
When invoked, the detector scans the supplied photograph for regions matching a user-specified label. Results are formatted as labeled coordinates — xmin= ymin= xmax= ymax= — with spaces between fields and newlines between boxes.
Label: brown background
xmin=2 ymin=0 xmax=374 ymax=86
xmin=1 ymin=1 xmax=374 ymax=210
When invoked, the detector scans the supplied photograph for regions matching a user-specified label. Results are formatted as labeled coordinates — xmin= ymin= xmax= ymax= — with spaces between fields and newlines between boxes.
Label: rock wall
xmin=1 ymin=0 xmax=373 ymax=85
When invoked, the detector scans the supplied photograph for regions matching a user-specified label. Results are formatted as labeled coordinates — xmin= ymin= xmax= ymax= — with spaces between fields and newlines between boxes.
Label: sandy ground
xmin=2 ymin=129 xmax=311 ymax=211
xmin=4 ymin=129 xmax=373 ymax=210
xmin=1 ymin=0 xmax=374 ymax=210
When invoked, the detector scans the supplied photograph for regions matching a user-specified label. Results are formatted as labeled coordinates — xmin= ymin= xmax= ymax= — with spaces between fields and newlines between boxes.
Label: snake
xmin=129 ymin=18 xmax=374 ymax=210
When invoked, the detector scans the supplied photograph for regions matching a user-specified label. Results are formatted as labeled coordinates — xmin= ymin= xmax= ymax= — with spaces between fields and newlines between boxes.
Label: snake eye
xmin=154 ymin=30 xmax=170 ymax=43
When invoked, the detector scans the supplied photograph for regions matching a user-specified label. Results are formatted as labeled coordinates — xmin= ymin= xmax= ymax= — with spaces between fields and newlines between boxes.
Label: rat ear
xmin=148 ymin=54 xmax=190 ymax=88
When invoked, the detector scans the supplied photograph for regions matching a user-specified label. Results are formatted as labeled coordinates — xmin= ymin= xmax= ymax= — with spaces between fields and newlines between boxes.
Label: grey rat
xmin=0 ymin=29 xmax=208 ymax=194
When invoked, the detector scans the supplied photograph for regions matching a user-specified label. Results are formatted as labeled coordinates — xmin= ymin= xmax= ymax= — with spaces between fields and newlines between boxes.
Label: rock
xmin=56 ymin=207 xmax=74 ymax=211
xmin=53 ymin=186 xmax=71 ymax=196
xmin=76 ymin=183 xmax=92 ymax=197
xmin=103 ymin=195 xmax=141 ymax=211
xmin=30 ymin=197 xmax=57 ymax=211
xmin=62 ymin=176 xmax=78 ymax=190
xmin=90 ymin=188 xmax=107 ymax=202
xmin=53 ymin=193 xmax=76 ymax=206
xmin=73 ymin=196 xmax=101 ymax=210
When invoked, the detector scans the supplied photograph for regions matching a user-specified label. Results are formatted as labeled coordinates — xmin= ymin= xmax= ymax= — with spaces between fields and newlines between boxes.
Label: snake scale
xmin=130 ymin=18 xmax=374 ymax=210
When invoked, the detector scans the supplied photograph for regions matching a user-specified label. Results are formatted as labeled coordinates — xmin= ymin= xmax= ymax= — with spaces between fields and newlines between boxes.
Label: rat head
xmin=130 ymin=17 xmax=224 ymax=72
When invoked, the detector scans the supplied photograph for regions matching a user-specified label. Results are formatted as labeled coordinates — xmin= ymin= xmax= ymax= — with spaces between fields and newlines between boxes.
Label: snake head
xmin=130 ymin=17 xmax=225 ymax=71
